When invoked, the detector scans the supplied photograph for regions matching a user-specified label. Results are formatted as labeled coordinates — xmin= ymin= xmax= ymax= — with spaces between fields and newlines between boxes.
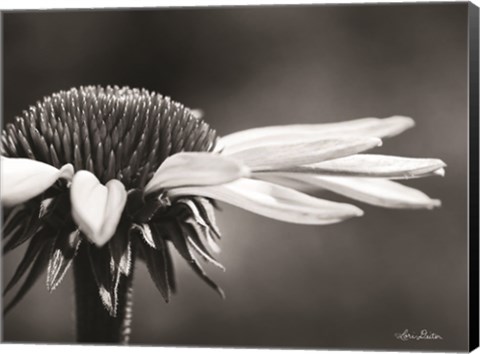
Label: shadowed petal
xmin=1 ymin=156 xmax=73 ymax=207
xmin=144 ymin=152 xmax=250 ymax=193
xmin=70 ymin=171 xmax=127 ymax=247
xmin=229 ymin=137 xmax=382 ymax=170
xmin=132 ymin=223 xmax=155 ymax=248
xmin=136 ymin=234 xmax=171 ymax=302
xmin=179 ymin=199 xmax=221 ymax=254
xmin=219 ymin=116 xmax=414 ymax=154
xmin=47 ymin=230 xmax=82 ymax=292
xmin=260 ymin=155 xmax=446 ymax=179
xmin=3 ymin=237 xmax=53 ymax=315
xmin=260 ymin=173 xmax=441 ymax=209
xmin=168 ymin=178 xmax=363 ymax=225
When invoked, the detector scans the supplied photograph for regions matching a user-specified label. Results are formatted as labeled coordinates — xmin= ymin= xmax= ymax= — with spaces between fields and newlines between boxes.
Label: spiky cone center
xmin=2 ymin=86 xmax=224 ymax=344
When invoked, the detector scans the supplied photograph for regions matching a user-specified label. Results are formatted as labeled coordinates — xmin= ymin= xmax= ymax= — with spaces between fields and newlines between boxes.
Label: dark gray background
xmin=1 ymin=3 xmax=469 ymax=351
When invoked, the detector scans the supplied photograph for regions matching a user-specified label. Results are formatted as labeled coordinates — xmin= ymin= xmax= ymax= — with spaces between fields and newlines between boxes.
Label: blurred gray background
xmin=1 ymin=3 xmax=469 ymax=351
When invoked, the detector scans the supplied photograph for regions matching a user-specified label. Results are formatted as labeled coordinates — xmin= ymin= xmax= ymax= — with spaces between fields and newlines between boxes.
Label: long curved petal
xmin=259 ymin=155 xmax=446 ymax=179
xmin=259 ymin=173 xmax=441 ymax=209
xmin=70 ymin=170 xmax=127 ymax=247
xmin=219 ymin=116 xmax=414 ymax=154
xmin=229 ymin=137 xmax=382 ymax=170
xmin=144 ymin=152 xmax=250 ymax=194
xmin=167 ymin=178 xmax=363 ymax=225
xmin=1 ymin=156 xmax=74 ymax=207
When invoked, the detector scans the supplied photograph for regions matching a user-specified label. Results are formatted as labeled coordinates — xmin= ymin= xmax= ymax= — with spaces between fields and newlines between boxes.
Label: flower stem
xmin=73 ymin=243 xmax=134 ymax=344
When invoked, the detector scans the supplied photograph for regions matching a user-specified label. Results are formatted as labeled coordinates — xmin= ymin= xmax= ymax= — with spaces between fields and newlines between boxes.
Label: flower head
xmin=1 ymin=86 xmax=445 ymax=317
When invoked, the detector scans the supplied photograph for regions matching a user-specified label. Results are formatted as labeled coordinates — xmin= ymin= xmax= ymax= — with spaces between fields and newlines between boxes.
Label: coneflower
xmin=1 ymin=86 xmax=445 ymax=344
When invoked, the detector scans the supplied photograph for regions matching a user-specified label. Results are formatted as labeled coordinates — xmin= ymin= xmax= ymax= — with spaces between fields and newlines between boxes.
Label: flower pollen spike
xmin=1 ymin=85 xmax=444 ymax=344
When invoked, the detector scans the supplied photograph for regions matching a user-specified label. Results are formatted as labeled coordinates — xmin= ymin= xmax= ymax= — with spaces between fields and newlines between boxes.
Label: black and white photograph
xmin=1 ymin=1 xmax=479 ymax=352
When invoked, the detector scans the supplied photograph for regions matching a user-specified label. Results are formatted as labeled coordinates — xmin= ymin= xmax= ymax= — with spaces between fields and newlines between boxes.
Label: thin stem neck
xmin=73 ymin=243 xmax=134 ymax=344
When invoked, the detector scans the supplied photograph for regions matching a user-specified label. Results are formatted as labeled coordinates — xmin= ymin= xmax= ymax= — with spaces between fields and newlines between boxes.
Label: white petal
xmin=71 ymin=171 xmax=107 ymax=238
xmin=230 ymin=137 xmax=382 ymax=170
xmin=433 ymin=168 xmax=446 ymax=177
xmin=1 ymin=156 xmax=74 ymax=207
xmin=265 ymin=155 xmax=447 ymax=179
xmin=256 ymin=173 xmax=326 ymax=193
xmin=260 ymin=173 xmax=441 ymax=209
xmin=101 ymin=180 xmax=129 ymax=245
xmin=70 ymin=171 xmax=127 ymax=247
xmin=219 ymin=116 xmax=414 ymax=154
xmin=168 ymin=178 xmax=363 ymax=225
xmin=144 ymin=152 xmax=250 ymax=194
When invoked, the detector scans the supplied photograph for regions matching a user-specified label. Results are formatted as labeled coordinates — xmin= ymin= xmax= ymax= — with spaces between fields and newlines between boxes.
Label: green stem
xmin=73 ymin=243 xmax=134 ymax=344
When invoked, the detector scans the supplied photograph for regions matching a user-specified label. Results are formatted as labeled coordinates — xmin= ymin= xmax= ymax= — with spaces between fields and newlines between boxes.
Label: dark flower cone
xmin=2 ymin=86 xmax=225 ymax=344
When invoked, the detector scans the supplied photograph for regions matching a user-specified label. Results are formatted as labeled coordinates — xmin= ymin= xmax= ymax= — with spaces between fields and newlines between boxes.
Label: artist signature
xmin=394 ymin=329 xmax=443 ymax=341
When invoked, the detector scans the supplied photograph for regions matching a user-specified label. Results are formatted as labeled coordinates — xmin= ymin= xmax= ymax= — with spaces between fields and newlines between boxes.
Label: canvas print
xmin=1 ymin=2 xmax=478 ymax=352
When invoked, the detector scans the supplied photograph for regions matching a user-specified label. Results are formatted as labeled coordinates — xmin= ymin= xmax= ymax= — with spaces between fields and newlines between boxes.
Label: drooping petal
xmin=3 ymin=237 xmax=53 ymax=315
xmin=87 ymin=244 xmax=119 ymax=316
xmin=144 ymin=152 xmax=250 ymax=194
xmin=219 ymin=116 xmax=414 ymax=154
xmin=179 ymin=199 xmax=221 ymax=254
xmin=1 ymin=156 xmax=74 ymax=207
xmin=3 ymin=231 xmax=49 ymax=295
xmin=229 ymin=137 xmax=382 ymax=170
xmin=3 ymin=205 xmax=42 ymax=254
xmin=190 ymin=197 xmax=222 ymax=253
xmin=185 ymin=224 xmax=224 ymax=269
xmin=260 ymin=155 xmax=446 ymax=179
xmin=149 ymin=223 xmax=177 ymax=295
xmin=70 ymin=171 xmax=127 ymax=247
xmin=108 ymin=222 xmax=132 ymax=276
xmin=260 ymin=173 xmax=441 ymax=209
xmin=168 ymin=178 xmax=363 ymax=225
xmin=132 ymin=223 xmax=155 ymax=248
xmin=136 ymin=233 xmax=171 ymax=302
xmin=175 ymin=199 xmax=224 ymax=267
xmin=2 ymin=205 xmax=27 ymax=240
xmin=192 ymin=197 xmax=222 ymax=240
xmin=167 ymin=220 xmax=225 ymax=299
xmin=46 ymin=230 xmax=82 ymax=292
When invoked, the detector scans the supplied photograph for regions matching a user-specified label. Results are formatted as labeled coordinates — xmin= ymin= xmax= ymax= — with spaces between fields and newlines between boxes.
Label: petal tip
xmin=390 ymin=115 xmax=415 ymax=128
xmin=59 ymin=163 xmax=75 ymax=180
xmin=106 ymin=178 xmax=127 ymax=191
xmin=355 ymin=208 xmax=364 ymax=217
xmin=429 ymin=199 xmax=442 ymax=209
xmin=91 ymin=237 xmax=110 ymax=248
xmin=349 ymin=205 xmax=364 ymax=217
xmin=434 ymin=168 xmax=446 ymax=177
